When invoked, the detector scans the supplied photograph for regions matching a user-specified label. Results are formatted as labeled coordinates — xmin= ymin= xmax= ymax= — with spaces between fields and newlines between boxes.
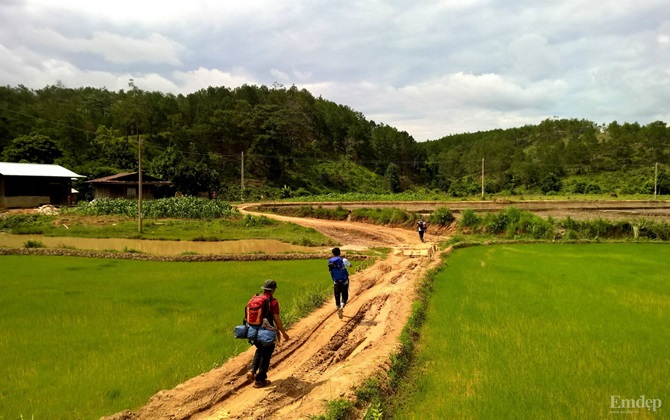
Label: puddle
xmin=0 ymin=234 xmax=316 ymax=256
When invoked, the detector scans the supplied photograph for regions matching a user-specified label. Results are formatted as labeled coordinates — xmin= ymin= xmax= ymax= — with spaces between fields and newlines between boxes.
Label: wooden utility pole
xmin=481 ymin=158 xmax=485 ymax=199
xmin=138 ymin=129 xmax=143 ymax=233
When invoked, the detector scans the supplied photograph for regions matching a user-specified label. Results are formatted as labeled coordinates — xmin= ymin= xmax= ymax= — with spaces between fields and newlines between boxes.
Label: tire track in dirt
xmin=105 ymin=204 xmax=444 ymax=420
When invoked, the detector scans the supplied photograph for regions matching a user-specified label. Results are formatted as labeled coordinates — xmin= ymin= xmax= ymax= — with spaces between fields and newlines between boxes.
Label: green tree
xmin=94 ymin=125 xmax=136 ymax=170
xmin=540 ymin=172 xmax=562 ymax=194
xmin=385 ymin=162 xmax=400 ymax=193
xmin=1 ymin=133 xmax=63 ymax=163
xmin=150 ymin=144 xmax=219 ymax=196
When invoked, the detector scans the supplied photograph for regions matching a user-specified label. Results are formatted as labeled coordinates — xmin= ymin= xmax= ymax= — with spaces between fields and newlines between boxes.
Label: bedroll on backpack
xmin=328 ymin=256 xmax=348 ymax=283
xmin=245 ymin=294 xmax=269 ymax=326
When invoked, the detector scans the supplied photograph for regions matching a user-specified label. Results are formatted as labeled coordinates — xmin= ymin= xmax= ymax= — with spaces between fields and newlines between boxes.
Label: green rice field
xmin=0 ymin=255 xmax=334 ymax=419
xmin=396 ymin=244 xmax=670 ymax=419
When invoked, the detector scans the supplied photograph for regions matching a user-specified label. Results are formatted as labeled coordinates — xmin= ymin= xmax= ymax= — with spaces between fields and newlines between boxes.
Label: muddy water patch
xmin=0 ymin=234 xmax=316 ymax=255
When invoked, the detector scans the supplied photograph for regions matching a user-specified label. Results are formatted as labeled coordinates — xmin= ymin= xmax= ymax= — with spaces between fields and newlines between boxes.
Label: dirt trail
xmin=106 ymin=204 xmax=446 ymax=420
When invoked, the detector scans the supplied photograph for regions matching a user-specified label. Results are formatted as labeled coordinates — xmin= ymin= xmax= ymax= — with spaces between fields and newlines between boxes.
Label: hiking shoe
xmin=246 ymin=371 xmax=255 ymax=381
xmin=337 ymin=307 xmax=343 ymax=319
xmin=340 ymin=302 xmax=346 ymax=309
xmin=253 ymin=379 xmax=271 ymax=388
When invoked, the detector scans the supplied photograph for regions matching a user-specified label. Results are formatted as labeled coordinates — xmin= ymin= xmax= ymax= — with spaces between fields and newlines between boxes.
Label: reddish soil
xmin=104 ymin=204 xmax=446 ymax=420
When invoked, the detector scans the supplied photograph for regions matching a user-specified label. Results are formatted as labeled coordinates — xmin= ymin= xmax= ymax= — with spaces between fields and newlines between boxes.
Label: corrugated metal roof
xmin=0 ymin=162 xmax=84 ymax=178
xmin=88 ymin=172 xmax=169 ymax=184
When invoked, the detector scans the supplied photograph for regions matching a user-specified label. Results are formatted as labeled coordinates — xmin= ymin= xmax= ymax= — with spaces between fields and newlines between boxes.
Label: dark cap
xmin=262 ymin=279 xmax=277 ymax=291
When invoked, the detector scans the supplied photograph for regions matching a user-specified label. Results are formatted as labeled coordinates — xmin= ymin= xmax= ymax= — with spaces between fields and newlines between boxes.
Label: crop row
xmin=64 ymin=197 xmax=236 ymax=219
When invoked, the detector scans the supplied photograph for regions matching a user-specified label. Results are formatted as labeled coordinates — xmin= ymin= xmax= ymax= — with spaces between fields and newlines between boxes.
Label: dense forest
xmin=1 ymin=83 xmax=668 ymax=200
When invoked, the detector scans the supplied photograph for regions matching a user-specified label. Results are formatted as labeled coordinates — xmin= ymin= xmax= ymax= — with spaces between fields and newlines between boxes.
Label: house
xmin=87 ymin=172 xmax=171 ymax=200
xmin=0 ymin=162 xmax=84 ymax=209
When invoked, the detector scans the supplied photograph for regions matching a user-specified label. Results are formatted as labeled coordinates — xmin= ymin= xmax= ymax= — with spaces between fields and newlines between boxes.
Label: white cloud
xmin=172 ymin=67 xmax=258 ymax=93
xmin=26 ymin=28 xmax=184 ymax=65
xmin=270 ymin=69 xmax=290 ymax=84
xmin=507 ymin=34 xmax=561 ymax=81
xmin=2 ymin=0 xmax=669 ymax=140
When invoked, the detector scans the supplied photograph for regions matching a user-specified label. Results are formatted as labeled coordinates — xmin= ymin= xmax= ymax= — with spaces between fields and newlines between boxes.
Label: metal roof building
xmin=0 ymin=162 xmax=84 ymax=208
xmin=0 ymin=162 xmax=84 ymax=178
xmin=88 ymin=172 xmax=170 ymax=200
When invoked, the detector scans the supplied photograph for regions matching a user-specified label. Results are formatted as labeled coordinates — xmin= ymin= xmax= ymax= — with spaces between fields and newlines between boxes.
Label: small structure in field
xmin=87 ymin=172 xmax=171 ymax=200
xmin=0 ymin=162 xmax=84 ymax=209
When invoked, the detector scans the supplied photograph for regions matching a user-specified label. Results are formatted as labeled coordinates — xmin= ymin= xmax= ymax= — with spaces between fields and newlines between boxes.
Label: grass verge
xmin=0 ymin=213 xmax=336 ymax=246
xmin=393 ymin=243 xmax=670 ymax=418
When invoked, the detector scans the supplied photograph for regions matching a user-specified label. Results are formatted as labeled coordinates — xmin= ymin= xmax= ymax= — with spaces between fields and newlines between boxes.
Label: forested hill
xmin=1 ymin=83 xmax=668 ymax=200
xmin=0 ymin=83 xmax=420 ymax=200
xmin=422 ymin=119 xmax=669 ymax=196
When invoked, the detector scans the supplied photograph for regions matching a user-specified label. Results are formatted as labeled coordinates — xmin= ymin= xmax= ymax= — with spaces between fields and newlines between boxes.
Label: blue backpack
xmin=328 ymin=256 xmax=349 ymax=283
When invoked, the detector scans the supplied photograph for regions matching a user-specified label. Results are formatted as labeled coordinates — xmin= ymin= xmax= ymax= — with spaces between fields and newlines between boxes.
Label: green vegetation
xmin=23 ymin=239 xmax=45 ymax=248
xmin=1 ymin=83 xmax=669 ymax=199
xmin=0 ymin=213 xmax=335 ymax=246
xmin=263 ymin=205 xmax=457 ymax=231
xmin=394 ymin=244 xmax=670 ymax=418
xmin=64 ymin=197 xmax=235 ymax=218
xmin=0 ymin=256 xmax=348 ymax=419
xmin=286 ymin=190 xmax=455 ymax=202
xmin=424 ymin=119 xmax=670 ymax=196
xmin=350 ymin=207 xmax=420 ymax=227
xmin=309 ymin=399 xmax=355 ymax=420
xmin=456 ymin=206 xmax=670 ymax=241
xmin=266 ymin=205 xmax=350 ymax=220
xmin=427 ymin=207 xmax=454 ymax=226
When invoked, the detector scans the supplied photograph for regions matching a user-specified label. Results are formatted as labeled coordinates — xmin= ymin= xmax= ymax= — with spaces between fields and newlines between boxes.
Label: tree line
xmin=423 ymin=118 xmax=670 ymax=196
xmin=1 ymin=83 xmax=668 ymax=200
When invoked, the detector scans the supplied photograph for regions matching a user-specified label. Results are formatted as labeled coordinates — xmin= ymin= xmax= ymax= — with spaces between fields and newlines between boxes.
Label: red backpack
xmin=245 ymin=294 xmax=272 ymax=326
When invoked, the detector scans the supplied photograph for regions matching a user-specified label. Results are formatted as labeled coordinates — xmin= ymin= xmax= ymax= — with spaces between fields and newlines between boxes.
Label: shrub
xmin=24 ymin=240 xmax=45 ymax=248
xmin=572 ymin=181 xmax=588 ymax=194
xmin=243 ymin=214 xmax=275 ymax=227
xmin=558 ymin=216 xmax=579 ymax=231
xmin=564 ymin=229 xmax=579 ymax=240
xmin=584 ymin=183 xmax=602 ymax=194
xmin=350 ymin=208 xmax=416 ymax=227
xmin=530 ymin=218 xmax=555 ymax=239
xmin=429 ymin=207 xmax=455 ymax=226
xmin=483 ymin=212 xmax=509 ymax=234
xmin=459 ymin=209 xmax=480 ymax=228
xmin=540 ymin=173 xmax=562 ymax=194
xmin=0 ymin=214 xmax=50 ymax=234
xmin=637 ymin=220 xmax=670 ymax=240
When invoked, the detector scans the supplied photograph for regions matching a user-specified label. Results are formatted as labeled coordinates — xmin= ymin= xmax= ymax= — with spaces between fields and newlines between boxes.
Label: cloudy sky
xmin=1 ymin=0 xmax=669 ymax=141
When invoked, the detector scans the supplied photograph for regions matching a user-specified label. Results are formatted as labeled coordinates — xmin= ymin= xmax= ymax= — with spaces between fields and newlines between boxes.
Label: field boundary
xmin=0 ymin=247 xmax=365 ymax=262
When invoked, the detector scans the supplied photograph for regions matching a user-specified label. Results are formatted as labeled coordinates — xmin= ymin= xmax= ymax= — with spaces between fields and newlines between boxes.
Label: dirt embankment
xmin=104 ymin=204 xmax=445 ymax=420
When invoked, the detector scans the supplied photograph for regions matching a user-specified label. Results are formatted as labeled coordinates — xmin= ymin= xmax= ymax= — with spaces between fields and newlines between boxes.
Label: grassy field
xmin=0 ymin=214 xmax=336 ymax=246
xmin=0 ymin=255 xmax=346 ymax=419
xmin=395 ymin=244 xmax=669 ymax=419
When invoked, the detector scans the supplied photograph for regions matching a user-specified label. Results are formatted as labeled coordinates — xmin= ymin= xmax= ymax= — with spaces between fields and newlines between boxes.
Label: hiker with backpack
xmin=245 ymin=279 xmax=289 ymax=388
xmin=417 ymin=219 xmax=427 ymax=242
xmin=328 ymin=247 xmax=351 ymax=319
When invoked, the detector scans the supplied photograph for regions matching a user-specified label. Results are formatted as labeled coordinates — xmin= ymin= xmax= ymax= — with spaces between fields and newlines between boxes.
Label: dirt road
xmin=106 ymin=204 xmax=445 ymax=420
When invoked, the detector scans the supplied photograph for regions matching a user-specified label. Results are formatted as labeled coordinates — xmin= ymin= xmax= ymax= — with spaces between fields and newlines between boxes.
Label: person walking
xmin=328 ymin=247 xmax=351 ymax=319
xmin=246 ymin=279 xmax=289 ymax=388
xmin=417 ymin=219 xmax=427 ymax=242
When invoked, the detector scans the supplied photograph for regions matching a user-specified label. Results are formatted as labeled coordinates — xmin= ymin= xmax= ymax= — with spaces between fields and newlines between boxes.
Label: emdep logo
xmin=610 ymin=395 xmax=662 ymax=413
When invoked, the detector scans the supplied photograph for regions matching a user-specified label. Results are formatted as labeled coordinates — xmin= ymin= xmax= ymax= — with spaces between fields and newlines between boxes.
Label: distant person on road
xmin=417 ymin=219 xmax=428 ymax=242
xmin=328 ymin=247 xmax=351 ymax=319
xmin=247 ymin=279 xmax=289 ymax=388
